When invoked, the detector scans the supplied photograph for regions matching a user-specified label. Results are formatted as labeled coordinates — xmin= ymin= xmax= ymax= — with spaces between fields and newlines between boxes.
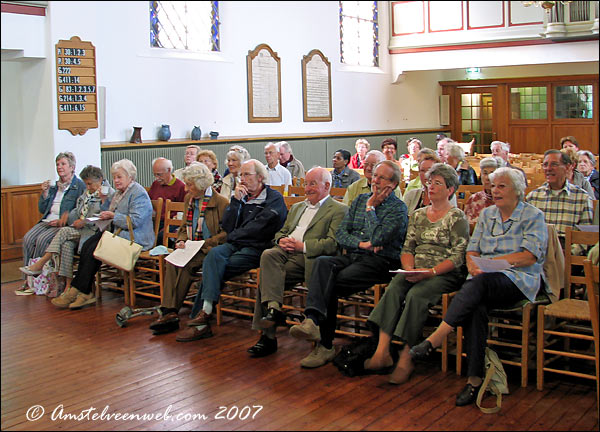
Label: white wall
xmin=1 ymin=1 xmax=598 ymax=186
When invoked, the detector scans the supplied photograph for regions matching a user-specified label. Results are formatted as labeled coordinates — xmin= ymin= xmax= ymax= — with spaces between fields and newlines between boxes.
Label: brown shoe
xmin=149 ymin=312 xmax=179 ymax=333
xmin=176 ymin=325 xmax=213 ymax=342
xmin=187 ymin=310 xmax=212 ymax=327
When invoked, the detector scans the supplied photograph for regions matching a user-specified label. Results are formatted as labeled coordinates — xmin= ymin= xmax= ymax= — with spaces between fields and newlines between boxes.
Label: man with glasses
xmin=264 ymin=142 xmax=292 ymax=190
xmin=526 ymin=149 xmax=593 ymax=251
xmin=174 ymin=145 xmax=201 ymax=181
xmin=247 ymin=167 xmax=348 ymax=358
xmin=148 ymin=157 xmax=186 ymax=244
xmin=289 ymin=161 xmax=408 ymax=368
xmin=176 ymin=159 xmax=287 ymax=342
xmin=343 ymin=150 xmax=402 ymax=206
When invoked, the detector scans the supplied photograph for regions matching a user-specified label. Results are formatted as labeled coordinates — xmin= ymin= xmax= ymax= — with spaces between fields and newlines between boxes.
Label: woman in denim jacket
xmin=16 ymin=152 xmax=85 ymax=295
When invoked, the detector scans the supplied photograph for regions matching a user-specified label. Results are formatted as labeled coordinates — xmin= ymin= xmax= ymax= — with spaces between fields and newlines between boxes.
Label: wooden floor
xmin=1 ymin=279 xmax=598 ymax=431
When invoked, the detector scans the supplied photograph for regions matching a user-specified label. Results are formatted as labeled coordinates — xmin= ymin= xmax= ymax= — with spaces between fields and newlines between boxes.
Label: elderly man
xmin=264 ymin=142 xmax=292 ymax=189
xmin=332 ymin=149 xmax=361 ymax=189
xmin=526 ymin=149 xmax=593 ymax=251
xmin=247 ymin=167 xmax=348 ymax=357
xmin=173 ymin=145 xmax=201 ymax=180
xmin=148 ymin=157 xmax=186 ymax=244
xmin=289 ymin=161 xmax=408 ymax=368
xmin=278 ymin=141 xmax=306 ymax=180
xmin=343 ymin=150 xmax=402 ymax=206
xmin=176 ymin=159 xmax=288 ymax=342
xmin=490 ymin=140 xmax=526 ymax=185
xmin=436 ymin=137 xmax=452 ymax=163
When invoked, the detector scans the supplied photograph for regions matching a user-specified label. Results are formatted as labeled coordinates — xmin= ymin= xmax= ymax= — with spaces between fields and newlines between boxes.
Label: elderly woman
xmin=364 ymin=163 xmax=469 ymax=384
xmin=400 ymin=138 xmax=422 ymax=183
xmin=148 ymin=163 xmax=230 ymax=335
xmin=446 ymin=143 xmax=478 ymax=186
xmin=349 ymin=138 xmax=370 ymax=169
xmin=464 ymin=157 xmax=502 ymax=226
xmin=577 ymin=150 xmax=599 ymax=199
xmin=410 ymin=167 xmax=548 ymax=407
xmin=560 ymin=148 xmax=595 ymax=199
xmin=220 ymin=147 xmax=249 ymax=199
xmin=51 ymin=159 xmax=154 ymax=310
xmin=19 ymin=166 xmax=114 ymax=294
xmin=17 ymin=152 xmax=86 ymax=294
xmin=196 ymin=149 xmax=222 ymax=193
xmin=403 ymin=154 xmax=457 ymax=214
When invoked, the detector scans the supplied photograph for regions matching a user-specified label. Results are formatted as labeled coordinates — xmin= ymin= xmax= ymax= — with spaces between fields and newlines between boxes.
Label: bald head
xmin=152 ymin=157 xmax=173 ymax=185
xmin=305 ymin=167 xmax=332 ymax=205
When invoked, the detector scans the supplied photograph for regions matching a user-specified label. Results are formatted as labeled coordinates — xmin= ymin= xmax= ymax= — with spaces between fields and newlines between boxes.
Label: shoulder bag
xmin=93 ymin=216 xmax=142 ymax=272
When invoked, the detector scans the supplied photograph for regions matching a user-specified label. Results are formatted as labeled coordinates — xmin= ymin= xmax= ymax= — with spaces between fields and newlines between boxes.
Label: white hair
xmin=365 ymin=150 xmax=386 ymax=163
xmin=152 ymin=157 xmax=173 ymax=172
xmin=489 ymin=167 xmax=526 ymax=201
xmin=490 ymin=141 xmax=510 ymax=153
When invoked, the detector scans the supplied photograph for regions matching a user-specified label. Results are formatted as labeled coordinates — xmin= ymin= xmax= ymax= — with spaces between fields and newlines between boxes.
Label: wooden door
xmin=455 ymin=87 xmax=498 ymax=154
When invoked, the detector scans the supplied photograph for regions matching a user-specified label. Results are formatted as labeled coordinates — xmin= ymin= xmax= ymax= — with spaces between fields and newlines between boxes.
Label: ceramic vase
xmin=158 ymin=124 xmax=171 ymax=141
xmin=191 ymin=126 xmax=202 ymax=140
xmin=129 ymin=127 xmax=142 ymax=143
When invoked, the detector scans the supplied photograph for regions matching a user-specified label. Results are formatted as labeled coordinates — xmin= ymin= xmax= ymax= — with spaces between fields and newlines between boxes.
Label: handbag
xmin=93 ymin=216 xmax=142 ymax=272
xmin=476 ymin=347 xmax=509 ymax=414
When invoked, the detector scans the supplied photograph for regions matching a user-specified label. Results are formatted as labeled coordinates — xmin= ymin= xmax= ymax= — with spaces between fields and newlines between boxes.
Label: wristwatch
xmin=366 ymin=205 xmax=375 ymax=212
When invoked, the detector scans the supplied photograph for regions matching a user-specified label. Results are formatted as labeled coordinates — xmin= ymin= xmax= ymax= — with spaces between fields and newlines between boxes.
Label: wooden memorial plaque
xmin=302 ymin=49 xmax=332 ymax=122
xmin=247 ymin=44 xmax=282 ymax=123
xmin=55 ymin=36 xmax=98 ymax=136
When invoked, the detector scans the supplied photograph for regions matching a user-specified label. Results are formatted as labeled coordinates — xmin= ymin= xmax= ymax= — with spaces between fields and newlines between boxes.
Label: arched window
xmin=339 ymin=1 xmax=379 ymax=67
xmin=150 ymin=1 xmax=220 ymax=52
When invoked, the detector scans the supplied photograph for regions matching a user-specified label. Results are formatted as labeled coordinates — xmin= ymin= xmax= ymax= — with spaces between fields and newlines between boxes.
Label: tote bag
xmin=93 ymin=216 xmax=142 ymax=272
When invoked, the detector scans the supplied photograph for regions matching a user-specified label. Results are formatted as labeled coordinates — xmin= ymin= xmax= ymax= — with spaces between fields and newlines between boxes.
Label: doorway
xmin=456 ymin=87 xmax=497 ymax=154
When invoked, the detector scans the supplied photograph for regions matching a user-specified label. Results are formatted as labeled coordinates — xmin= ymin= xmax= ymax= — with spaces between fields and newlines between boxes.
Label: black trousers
xmin=443 ymin=272 xmax=526 ymax=378
xmin=305 ymin=253 xmax=398 ymax=347
xmin=71 ymin=231 xmax=103 ymax=295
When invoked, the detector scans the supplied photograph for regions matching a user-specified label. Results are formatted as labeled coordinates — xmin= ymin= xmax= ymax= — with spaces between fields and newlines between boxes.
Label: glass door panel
xmin=457 ymin=88 xmax=497 ymax=154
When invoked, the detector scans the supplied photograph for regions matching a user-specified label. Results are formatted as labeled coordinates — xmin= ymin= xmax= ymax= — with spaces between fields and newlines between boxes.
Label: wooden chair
xmin=288 ymin=185 xmax=306 ymax=197
xmin=536 ymin=259 xmax=598 ymax=391
xmin=270 ymin=184 xmax=286 ymax=194
xmin=215 ymin=268 xmax=260 ymax=325
xmin=292 ymin=177 xmax=305 ymax=187
xmin=564 ymin=227 xmax=599 ymax=299
xmin=330 ymin=187 xmax=347 ymax=200
xmin=284 ymin=196 xmax=305 ymax=210
xmin=584 ymin=259 xmax=600 ymax=416
xmin=456 ymin=185 xmax=483 ymax=210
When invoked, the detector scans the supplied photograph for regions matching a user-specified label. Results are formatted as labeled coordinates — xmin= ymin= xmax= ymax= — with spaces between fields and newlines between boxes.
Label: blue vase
xmin=158 ymin=124 xmax=171 ymax=141
xmin=191 ymin=126 xmax=202 ymax=140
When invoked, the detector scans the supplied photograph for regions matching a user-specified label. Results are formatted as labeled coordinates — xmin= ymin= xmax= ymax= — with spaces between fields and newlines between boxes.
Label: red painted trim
xmin=391 ymin=1 xmax=426 ymax=37
xmin=467 ymin=1 xmax=506 ymax=30
xmin=1 ymin=3 xmax=45 ymax=16
xmin=389 ymin=38 xmax=555 ymax=54
xmin=508 ymin=1 xmax=543 ymax=27
xmin=428 ymin=1 xmax=464 ymax=33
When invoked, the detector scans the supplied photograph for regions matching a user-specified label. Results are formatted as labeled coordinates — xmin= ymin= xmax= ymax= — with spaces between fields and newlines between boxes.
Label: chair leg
xmin=216 ymin=299 xmax=222 ymax=326
xmin=536 ymin=305 xmax=546 ymax=391
xmin=456 ymin=325 xmax=463 ymax=376
xmin=521 ymin=303 xmax=532 ymax=388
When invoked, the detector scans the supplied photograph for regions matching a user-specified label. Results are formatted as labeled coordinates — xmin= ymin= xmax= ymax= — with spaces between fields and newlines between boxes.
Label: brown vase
xmin=130 ymin=127 xmax=142 ymax=143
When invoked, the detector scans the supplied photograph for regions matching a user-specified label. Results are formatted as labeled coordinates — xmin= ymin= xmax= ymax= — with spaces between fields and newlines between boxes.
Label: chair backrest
xmin=150 ymin=198 xmax=163 ymax=248
xmin=284 ymin=196 xmax=305 ymax=210
xmin=163 ymin=199 xmax=186 ymax=247
xmin=288 ymin=185 xmax=306 ymax=197
xmin=583 ymin=259 xmax=599 ymax=368
xmin=270 ymin=184 xmax=285 ymax=194
xmin=330 ymin=187 xmax=346 ymax=199
xmin=564 ymin=227 xmax=600 ymax=298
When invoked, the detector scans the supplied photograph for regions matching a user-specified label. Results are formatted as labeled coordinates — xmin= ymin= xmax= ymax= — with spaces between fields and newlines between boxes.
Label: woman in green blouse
xmin=364 ymin=163 xmax=470 ymax=384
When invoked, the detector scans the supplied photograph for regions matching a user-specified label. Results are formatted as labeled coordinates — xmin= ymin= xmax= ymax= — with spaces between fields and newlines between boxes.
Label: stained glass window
xmin=555 ymin=85 xmax=593 ymax=119
xmin=150 ymin=1 xmax=219 ymax=52
xmin=339 ymin=1 xmax=379 ymax=67
xmin=510 ymin=86 xmax=548 ymax=120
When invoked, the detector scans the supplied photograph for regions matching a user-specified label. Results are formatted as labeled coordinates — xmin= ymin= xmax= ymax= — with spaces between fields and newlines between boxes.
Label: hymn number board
xmin=55 ymin=36 xmax=98 ymax=136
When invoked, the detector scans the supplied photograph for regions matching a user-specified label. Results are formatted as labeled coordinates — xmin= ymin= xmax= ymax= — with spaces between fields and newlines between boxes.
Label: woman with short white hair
xmin=220 ymin=147 xmax=250 ymax=199
xmin=446 ymin=143 xmax=478 ymax=186
xmin=464 ymin=157 xmax=502 ymax=226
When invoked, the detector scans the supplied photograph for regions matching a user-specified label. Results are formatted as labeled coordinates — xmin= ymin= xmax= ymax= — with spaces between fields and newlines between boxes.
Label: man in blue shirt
xmin=290 ymin=161 xmax=409 ymax=368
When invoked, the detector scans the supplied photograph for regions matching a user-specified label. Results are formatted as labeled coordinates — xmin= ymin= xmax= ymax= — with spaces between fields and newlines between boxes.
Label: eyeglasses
xmin=240 ymin=172 xmax=257 ymax=178
xmin=153 ymin=172 xmax=168 ymax=177
xmin=425 ymin=180 xmax=446 ymax=187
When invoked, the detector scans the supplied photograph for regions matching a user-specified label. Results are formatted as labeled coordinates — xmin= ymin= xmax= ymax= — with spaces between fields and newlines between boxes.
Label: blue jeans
xmin=190 ymin=243 xmax=262 ymax=318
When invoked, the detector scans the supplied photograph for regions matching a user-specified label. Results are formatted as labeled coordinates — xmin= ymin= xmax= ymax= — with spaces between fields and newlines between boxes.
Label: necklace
xmin=490 ymin=218 xmax=514 ymax=237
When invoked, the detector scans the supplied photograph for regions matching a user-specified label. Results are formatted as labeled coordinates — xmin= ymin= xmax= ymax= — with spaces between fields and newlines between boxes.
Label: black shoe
xmin=409 ymin=340 xmax=434 ymax=361
xmin=259 ymin=307 xmax=287 ymax=329
xmin=247 ymin=335 xmax=277 ymax=357
xmin=456 ymin=383 xmax=481 ymax=407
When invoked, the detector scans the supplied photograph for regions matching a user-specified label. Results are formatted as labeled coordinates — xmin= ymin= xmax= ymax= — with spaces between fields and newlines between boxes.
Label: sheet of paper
xmin=470 ymin=256 xmax=512 ymax=272
xmin=89 ymin=218 xmax=112 ymax=231
xmin=390 ymin=269 xmax=431 ymax=274
xmin=165 ymin=240 xmax=205 ymax=267
xmin=576 ymin=224 xmax=599 ymax=232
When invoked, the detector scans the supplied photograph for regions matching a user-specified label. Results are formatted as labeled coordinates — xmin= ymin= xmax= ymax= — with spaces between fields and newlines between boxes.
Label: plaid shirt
xmin=336 ymin=192 xmax=408 ymax=261
xmin=468 ymin=202 xmax=548 ymax=302
xmin=526 ymin=181 xmax=593 ymax=239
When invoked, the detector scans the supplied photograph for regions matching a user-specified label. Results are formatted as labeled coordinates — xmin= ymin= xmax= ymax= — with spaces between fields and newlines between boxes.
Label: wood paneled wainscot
xmin=1 ymin=184 xmax=42 ymax=262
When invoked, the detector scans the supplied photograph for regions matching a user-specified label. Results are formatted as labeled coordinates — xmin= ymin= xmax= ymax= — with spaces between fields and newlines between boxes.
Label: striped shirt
xmin=468 ymin=202 xmax=548 ymax=302
xmin=526 ymin=181 xmax=593 ymax=239
xmin=336 ymin=192 xmax=408 ymax=261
